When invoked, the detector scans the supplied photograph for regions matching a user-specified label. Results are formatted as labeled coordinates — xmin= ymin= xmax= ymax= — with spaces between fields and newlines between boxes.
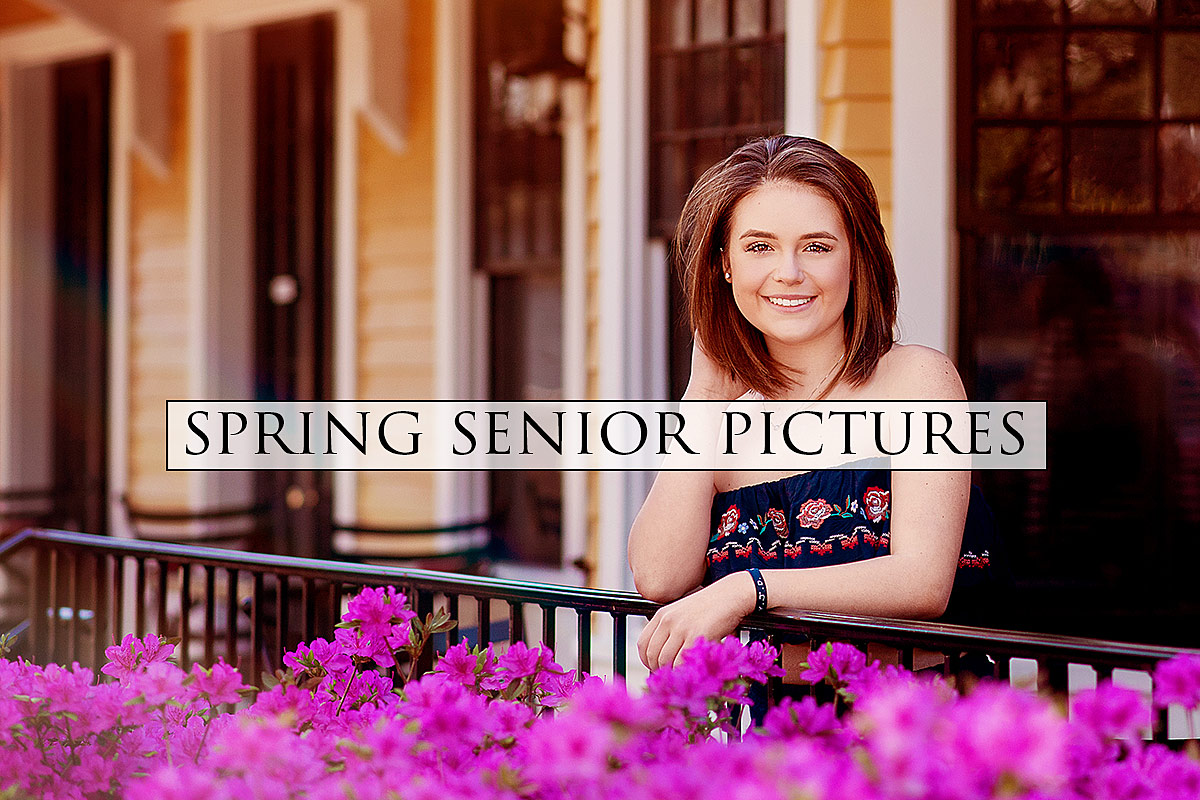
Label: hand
xmin=636 ymin=573 xmax=756 ymax=670
xmin=683 ymin=336 xmax=748 ymax=402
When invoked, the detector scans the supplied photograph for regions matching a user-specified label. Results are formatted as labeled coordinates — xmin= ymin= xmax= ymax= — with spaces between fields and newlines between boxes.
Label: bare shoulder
xmin=872 ymin=344 xmax=967 ymax=401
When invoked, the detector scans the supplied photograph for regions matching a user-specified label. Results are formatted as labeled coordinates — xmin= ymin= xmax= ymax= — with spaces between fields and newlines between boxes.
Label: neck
xmin=766 ymin=332 xmax=847 ymax=401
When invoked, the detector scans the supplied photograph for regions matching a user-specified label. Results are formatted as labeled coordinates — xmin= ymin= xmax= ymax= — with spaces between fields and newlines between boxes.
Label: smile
xmin=765 ymin=296 xmax=813 ymax=308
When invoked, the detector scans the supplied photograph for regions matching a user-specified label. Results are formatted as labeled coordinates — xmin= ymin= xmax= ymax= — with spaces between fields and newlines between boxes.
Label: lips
xmin=764 ymin=295 xmax=814 ymax=308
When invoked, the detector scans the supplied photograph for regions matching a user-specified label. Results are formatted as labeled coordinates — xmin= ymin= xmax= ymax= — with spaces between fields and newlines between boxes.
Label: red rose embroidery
xmin=795 ymin=499 xmax=834 ymax=529
xmin=717 ymin=505 xmax=740 ymax=538
xmin=862 ymin=488 xmax=890 ymax=523
xmin=766 ymin=508 xmax=789 ymax=538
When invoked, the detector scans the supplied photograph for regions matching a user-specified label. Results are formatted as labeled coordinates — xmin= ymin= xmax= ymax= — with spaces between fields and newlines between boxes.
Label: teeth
xmin=766 ymin=296 xmax=812 ymax=307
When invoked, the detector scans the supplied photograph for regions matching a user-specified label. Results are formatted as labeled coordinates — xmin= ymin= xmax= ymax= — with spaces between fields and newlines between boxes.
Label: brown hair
xmin=675 ymin=135 xmax=898 ymax=398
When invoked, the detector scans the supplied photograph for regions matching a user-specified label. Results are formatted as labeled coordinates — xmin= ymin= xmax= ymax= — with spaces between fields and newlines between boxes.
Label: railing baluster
xmin=156 ymin=560 xmax=169 ymax=636
xmin=995 ymin=655 xmax=1011 ymax=684
xmin=478 ymin=598 xmax=491 ymax=647
xmin=612 ymin=613 xmax=627 ymax=678
xmin=276 ymin=574 xmax=289 ymax=672
xmin=328 ymin=581 xmax=341 ymax=634
xmin=899 ymin=646 xmax=914 ymax=672
xmin=225 ymin=568 xmax=239 ymax=668
xmin=93 ymin=553 xmax=108 ymax=671
xmin=415 ymin=589 xmax=435 ymax=676
xmin=576 ymin=610 xmax=590 ymax=679
xmin=204 ymin=566 xmax=216 ymax=666
xmin=252 ymin=572 xmax=265 ymax=685
xmin=112 ymin=554 xmax=125 ymax=652
xmin=302 ymin=578 xmax=315 ymax=643
xmin=47 ymin=548 xmax=58 ymax=664
xmin=180 ymin=564 xmax=192 ymax=670
xmin=29 ymin=546 xmax=48 ymax=663
xmin=541 ymin=605 xmax=556 ymax=653
xmin=66 ymin=549 xmax=80 ymax=664
xmin=509 ymin=601 xmax=525 ymax=644
xmin=447 ymin=594 xmax=460 ymax=647
xmin=134 ymin=557 xmax=146 ymax=638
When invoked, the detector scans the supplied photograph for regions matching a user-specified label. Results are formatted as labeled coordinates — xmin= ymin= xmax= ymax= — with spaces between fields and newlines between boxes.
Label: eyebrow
xmin=737 ymin=229 xmax=839 ymax=241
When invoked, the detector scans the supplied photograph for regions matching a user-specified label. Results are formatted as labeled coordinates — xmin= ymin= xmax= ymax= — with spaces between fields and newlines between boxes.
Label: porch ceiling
xmin=0 ymin=0 xmax=55 ymax=33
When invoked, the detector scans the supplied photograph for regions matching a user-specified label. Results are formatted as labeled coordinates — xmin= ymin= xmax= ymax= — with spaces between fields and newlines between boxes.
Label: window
xmin=958 ymin=0 xmax=1200 ymax=645
xmin=649 ymin=0 xmax=786 ymax=397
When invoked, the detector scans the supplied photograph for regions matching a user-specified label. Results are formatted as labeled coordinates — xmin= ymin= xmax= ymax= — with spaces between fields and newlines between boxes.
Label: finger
xmin=637 ymin=616 xmax=658 ymax=668
xmin=659 ymin=632 xmax=688 ymax=671
xmin=644 ymin=614 xmax=675 ymax=671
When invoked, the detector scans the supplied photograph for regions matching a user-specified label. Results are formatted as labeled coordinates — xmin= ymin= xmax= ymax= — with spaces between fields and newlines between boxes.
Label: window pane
xmin=977 ymin=33 xmax=1063 ymax=118
xmin=1067 ymin=32 xmax=1153 ymax=118
xmin=660 ymin=0 xmax=692 ymax=48
xmin=769 ymin=0 xmax=786 ymax=31
xmin=653 ymin=142 xmax=689 ymax=234
xmin=652 ymin=54 xmax=684 ymax=132
xmin=734 ymin=0 xmax=765 ymax=37
xmin=764 ymin=40 xmax=786 ymax=121
xmin=733 ymin=45 xmax=764 ymax=123
xmin=694 ymin=49 xmax=729 ymax=128
xmin=976 ymin=0 xmax=1062 ymax=24
xmin=1163 ymin=34 xmax=1200 ymax=119
xmin=1068 ymin=126 xmax=1154 ymax=213
xmin=1066 ymin=0 xmax=1155 ymax=22
xmin=1161 ymin=124 xmax=1200 ymax=212
xmin=1166 ymin=0 xmax=1200 ymax=20
xmin=976 ymin=126 xmax=1063 ymax=213
xmin=692 ymin=136 xmax=729 ymax=184
xmin=973 ymin=233 xmax=1200 ymax=641
xmin=696 ymin=0 xmax=727 ymax=43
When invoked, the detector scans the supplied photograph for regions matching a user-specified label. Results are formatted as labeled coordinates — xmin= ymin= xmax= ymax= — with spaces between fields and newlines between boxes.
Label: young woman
xmin=628 ymin=135 xmax=1000 ymax=673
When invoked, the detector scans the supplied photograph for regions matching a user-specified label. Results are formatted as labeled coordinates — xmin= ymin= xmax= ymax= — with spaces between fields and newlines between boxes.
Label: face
xmin=724 ymin=180 xmax=852 ymax=364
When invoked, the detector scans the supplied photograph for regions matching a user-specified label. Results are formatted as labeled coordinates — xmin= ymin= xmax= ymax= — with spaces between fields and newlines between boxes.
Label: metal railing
xmin=2 ymin=528 xmax=1198 ymax=741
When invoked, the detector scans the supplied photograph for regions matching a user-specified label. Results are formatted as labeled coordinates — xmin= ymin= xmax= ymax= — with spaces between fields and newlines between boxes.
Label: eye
xmin=745 ymin=241 xmax=771 ymax=253
xmin=804 ymin=242 xmax=832 ymax=253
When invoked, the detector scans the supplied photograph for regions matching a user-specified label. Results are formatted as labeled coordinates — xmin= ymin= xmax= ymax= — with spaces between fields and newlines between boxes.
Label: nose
xmin=773 ymin=251 xmax=805 ymax=284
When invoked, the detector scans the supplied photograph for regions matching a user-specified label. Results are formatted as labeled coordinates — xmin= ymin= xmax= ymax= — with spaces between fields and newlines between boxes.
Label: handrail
xmin=5 ymin=527 xmax=1199 ymax=670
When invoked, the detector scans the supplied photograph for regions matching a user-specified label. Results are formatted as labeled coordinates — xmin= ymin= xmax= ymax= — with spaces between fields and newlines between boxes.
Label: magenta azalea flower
xmin=1153 ymin=653 xmax=1200 ymax=710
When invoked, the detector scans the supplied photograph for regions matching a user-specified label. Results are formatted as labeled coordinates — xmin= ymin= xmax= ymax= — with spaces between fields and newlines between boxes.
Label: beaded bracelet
xmin=746 ymin=567 xmax=769 ymax=613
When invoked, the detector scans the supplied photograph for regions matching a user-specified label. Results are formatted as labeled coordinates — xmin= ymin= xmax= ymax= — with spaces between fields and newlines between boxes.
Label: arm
xmin=627 ymin=340 xmax=746 ymax=603
xmin=637 ymin=345 xmax=970 ymax=669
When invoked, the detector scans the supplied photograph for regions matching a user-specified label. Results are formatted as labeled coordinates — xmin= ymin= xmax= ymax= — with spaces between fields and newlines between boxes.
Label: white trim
xmin=333 ymin=4 xmax=364 ymax=527
xmin=595 ymin=0 xmax=643 ymax=591
xmin=109 ymin=47 xmax=133 ymax=537
xmin=0 ymin=65 xmax=14 ymax=489
xmin=784 ymin=0 xmax=822 ymax=137
xmin=0 ymin=18 xmax=110 ymax=66
xmin=561 ymin=0 xmax=588 ymax=576
xmin=892 ymin=0 xmax=954 ymax=355
xmin=187 ymin=24 xmax=209 ymax=509
xmin=167 ymin=0 xmax=344 ymax=31
xmin=432 ymin=0 xmax=482 ymax=524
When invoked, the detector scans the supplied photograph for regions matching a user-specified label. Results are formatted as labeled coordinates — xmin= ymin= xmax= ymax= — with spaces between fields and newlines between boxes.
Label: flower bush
xmin=1 ymin=590 xmax=1199 ymax=799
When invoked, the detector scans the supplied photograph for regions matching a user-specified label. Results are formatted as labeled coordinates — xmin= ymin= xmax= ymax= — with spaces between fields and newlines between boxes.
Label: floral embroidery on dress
xmin=862 ymin=487 xmax=890 ymax=523
xmin=958 ymin=551 xmax=990 ymax=569
xmin=796 ymin=498 xmax=834 ymax=529
xmin=766 ymin=508 xmax=789 ymax=538
xmin=715 ymin=506 xmax=739 ymax=541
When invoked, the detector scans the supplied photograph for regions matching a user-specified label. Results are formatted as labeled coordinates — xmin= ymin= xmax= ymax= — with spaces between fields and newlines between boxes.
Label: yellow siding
xmin=583 ymin=0 xmax=603 ymax=583
xmin=355 ymin=0 xmax=436 ymax=525
xmin=127 ymin=31 xmax=190 ymax=505
xmin=820 ymin=0 xmax=893 ymax=233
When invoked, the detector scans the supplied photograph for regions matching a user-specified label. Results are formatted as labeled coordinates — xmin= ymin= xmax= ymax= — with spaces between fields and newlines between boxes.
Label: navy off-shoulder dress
xmin=702 ymin=468 xmax=1008 ymax=724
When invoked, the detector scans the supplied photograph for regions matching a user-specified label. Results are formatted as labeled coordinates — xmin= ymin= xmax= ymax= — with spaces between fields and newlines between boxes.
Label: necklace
xmin=762 ymin=351 xmax=846 ymax=431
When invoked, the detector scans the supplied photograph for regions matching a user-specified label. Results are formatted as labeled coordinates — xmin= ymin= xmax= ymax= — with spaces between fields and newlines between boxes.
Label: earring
xmin=724 ymin=272 xmax=731 ymax=282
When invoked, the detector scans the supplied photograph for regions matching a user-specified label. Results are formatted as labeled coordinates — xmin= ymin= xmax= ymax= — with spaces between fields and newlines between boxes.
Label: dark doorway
xmin=253 ymin=15 xmax=335 ymax=558
xmin=52 ymin=55 xmax=111 ymax=536
xmin=474 ymin=0 xmax=572 ymax=566
xmin=956 ymin=0 xmax=1200 ymax=645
